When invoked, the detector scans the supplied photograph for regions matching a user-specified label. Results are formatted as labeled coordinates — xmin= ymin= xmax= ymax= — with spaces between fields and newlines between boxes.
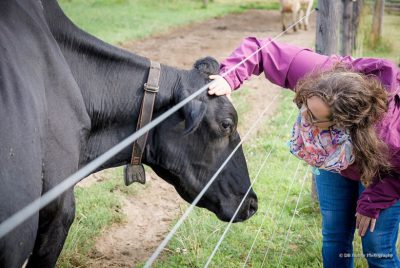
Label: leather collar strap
xmin=124 ymin=61 xmax=161 ymax=186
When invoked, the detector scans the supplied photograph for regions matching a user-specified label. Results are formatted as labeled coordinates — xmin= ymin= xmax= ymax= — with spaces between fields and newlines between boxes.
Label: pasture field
xmin=56 ymin=1 xmax=400 ymax=267
xmin=60 ymin=0 xmax=280 ymax=44
xmin=149 ymin=10 xmax=399 ymax=267
xmin=354 ymin=5 xmax=400 ymax=63
xmin=149 ymin=90 xmax=369 ymax=268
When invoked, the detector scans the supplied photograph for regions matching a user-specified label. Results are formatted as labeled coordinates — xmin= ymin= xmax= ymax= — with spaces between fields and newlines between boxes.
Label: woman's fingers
xmin=208 ymin=75 xmax=232 ymax=96
xmin=213 ymin=85 xmax=229 ymax=95
xmin=355 ymin=212 xmax=377 ymax=236
xmin=361 ymin=218 xmax=371 ymax=236
xmin=208 ymin=83 xmax=217 ymax=93
xmin=356 ymin=213 xmax=377 ymax=236
xmin=355 ymin=212 xmax=361 ymax=229
xmin=370 ymin=218 xmax=376 ymax=232
xmin=208 ymin=77 xmax=220 ymax=94
xmin=209 ymin=85 xmax=224 ymax=95
xmin=358 ymin=216 xmax=367 ymax=236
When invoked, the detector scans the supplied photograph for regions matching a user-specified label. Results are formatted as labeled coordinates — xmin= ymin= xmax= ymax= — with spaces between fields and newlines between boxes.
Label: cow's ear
xmin=193 ymin=57 xmax=219 ymax=75
xmin=176 ymin=90 xmax=207 ymax=135
xmin=182 ymin=99 xmax=207 ymax=135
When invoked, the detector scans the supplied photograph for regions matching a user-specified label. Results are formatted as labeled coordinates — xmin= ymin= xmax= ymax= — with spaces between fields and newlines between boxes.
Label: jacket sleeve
xmin=340 ymin=56 xmax=400 ymax=94
xmin=219 ymin=37 xmax=340 ymax=90
xmin=357 ymin=175 xmax=400 ymax=219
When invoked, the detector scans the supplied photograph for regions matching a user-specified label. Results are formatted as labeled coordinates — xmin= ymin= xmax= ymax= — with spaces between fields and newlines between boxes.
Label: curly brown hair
xmin=294 ymin=65 xmax=392 ymax=186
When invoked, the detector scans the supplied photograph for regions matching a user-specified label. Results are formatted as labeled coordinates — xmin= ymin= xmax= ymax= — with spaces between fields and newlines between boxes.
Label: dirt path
xmin=82 ymin=9 xmax=316 ymax=267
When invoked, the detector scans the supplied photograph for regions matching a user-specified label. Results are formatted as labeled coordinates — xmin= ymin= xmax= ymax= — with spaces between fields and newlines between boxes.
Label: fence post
xmin=370 ymin=0 xmax=385 ymax=48
xmin=316 ymin=0 xmax=342 ymax=55
xmin=352 ymin=0 xmax=364 ymax=51
xmin=312 ymin=0 xmax=342 ymax=202
xmin=341 ymin=0 xmax=354 ymax=55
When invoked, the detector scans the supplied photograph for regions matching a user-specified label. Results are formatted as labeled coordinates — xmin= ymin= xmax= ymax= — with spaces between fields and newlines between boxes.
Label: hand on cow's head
xmin=145 ymin=56 xmax=257 ymax=223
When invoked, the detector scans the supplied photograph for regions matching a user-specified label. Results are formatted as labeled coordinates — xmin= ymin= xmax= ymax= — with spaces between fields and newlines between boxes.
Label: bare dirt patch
xmin=83 ymin=9 xmax=316 ymax=267
xmin=85 ymin=173 xmax=182 ymax=267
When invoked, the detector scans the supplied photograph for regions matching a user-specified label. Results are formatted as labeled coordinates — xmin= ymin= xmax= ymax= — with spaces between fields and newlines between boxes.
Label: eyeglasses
xmin=303 ymin=103 xmax=334 ymax=126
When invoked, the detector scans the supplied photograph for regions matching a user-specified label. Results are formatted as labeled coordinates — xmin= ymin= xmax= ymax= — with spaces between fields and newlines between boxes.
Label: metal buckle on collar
xmin=124 ymin=164 xmax=146 ymax=185
xmin=144 ymin=83 xmax=159 ymax=93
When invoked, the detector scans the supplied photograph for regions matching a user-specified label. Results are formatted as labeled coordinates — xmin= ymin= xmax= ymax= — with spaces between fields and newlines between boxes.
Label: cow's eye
xmin=220 ymin=119 xmax=234 ymax=135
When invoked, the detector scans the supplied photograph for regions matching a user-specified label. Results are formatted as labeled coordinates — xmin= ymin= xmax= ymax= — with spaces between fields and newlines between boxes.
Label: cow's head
xmin=145 ymin=57 xmax=258 ymax=222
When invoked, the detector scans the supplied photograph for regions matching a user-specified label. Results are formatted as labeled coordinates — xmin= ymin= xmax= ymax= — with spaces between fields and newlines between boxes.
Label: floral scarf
xmin=288 ymin=106 xmax=355 ymax=172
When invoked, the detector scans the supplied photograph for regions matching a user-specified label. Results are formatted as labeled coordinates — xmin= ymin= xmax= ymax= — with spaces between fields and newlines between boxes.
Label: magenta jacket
xmin=220 ymin=37 xmax=400 ymax=219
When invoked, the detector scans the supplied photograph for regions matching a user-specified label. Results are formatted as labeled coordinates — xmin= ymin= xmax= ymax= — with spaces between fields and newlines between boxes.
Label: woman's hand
xmin=208 ymin=75 xmax=232 ymax=101
xmin=355 ymin=212 xmax=376 ymax=236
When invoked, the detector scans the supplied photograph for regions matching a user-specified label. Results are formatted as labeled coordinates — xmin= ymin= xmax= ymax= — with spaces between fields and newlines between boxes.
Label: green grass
xmin=56 ymin=2 xmax=399 ymax=267
xmin=149 ymin=90 xmax=372 ymax=268
xmin=148 ymin=10 xmax=400 ymax=266
xmin=354 ymin=8 xmax=400 ymax=63
xmin=57 ymin=168 xmax=146 ymax=267
xmin=155 ymin=89 xmax=320 ymax=267
xmin=238 ymin=1 xmax=280 ymax=11
xmin=150 ymin=10 xmax=400 ymax=263
xmin=59 ymin=0 xmax=280 ymax=45
xmin=56 ymin=1 xmax=281 ymax=267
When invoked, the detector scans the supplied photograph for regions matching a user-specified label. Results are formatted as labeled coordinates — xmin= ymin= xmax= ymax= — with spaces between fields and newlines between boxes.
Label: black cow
xmin=0 ymin=0 xmax=258 ymax=267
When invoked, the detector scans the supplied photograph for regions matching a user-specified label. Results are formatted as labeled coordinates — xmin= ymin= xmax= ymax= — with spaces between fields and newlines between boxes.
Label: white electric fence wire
xmin=145 ymin=93 xmax=279 ymax=268
xmin=0 ymin=11 xmax=315 ymax=268
xmin=241 ymin=108 xmax=297 ymax=267
xmin=242 ymin=155 xmax=293 ymax=267
xmin=0 ymin=80 xmax=211 ymax=239
xmin=203 ymin=143 xmax=272 ymax=267
xmin=220 ymin=9 xmax=315 ymax=79
xmin=208 ymin=107 xmax=296 ymax=267
xmin=277 ymin=166 xmax=310 ymax=267
xmin=261 ymin=161 xmax=301 ymax=267
xmin=145 ymin=9 xmax=315 ymax=267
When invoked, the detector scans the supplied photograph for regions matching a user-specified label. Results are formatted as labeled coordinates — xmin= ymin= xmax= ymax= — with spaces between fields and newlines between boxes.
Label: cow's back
xmin=0 ymin=1 xmax=89 ymax=266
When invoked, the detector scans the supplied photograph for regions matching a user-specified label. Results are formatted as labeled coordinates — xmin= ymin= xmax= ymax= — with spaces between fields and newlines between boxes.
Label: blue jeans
xmin=315 ymin=170 xmax=400 ymax=268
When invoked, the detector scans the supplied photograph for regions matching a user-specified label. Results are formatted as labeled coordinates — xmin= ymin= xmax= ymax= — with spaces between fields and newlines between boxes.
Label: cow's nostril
xmin=248 ymin=197 xmax=258 ymax=217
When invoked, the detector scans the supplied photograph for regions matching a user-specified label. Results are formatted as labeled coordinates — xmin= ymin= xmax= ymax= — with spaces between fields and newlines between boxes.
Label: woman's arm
xmin=341 ymin=57 xmax=399 ymax=93
xmin=219 ymin=37 xmax=340 ymax=91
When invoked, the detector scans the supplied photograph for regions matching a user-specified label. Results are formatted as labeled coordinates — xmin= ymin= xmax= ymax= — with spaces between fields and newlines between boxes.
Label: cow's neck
xmin=42 ymin=0 xmax=182 ymax=167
